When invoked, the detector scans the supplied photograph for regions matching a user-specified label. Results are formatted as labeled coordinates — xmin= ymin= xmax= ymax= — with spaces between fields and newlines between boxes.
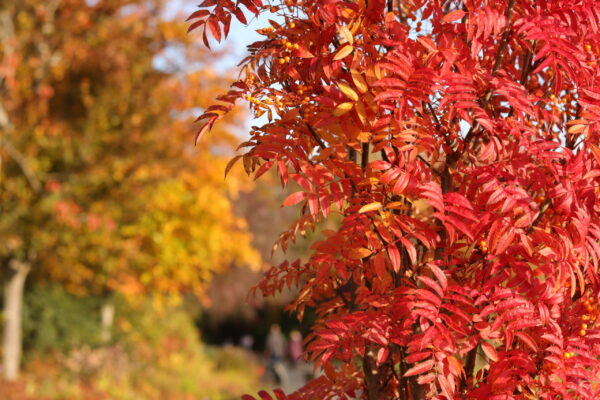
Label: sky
xmin=160 ymin=0 xmax=280 ymax=136
xmin=166 ymin=0 xmax=271 ymax=70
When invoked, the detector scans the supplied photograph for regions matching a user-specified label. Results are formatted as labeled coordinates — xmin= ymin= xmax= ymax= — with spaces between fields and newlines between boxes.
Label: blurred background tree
xmin=0 ymin=0 xmax=259 ymax=385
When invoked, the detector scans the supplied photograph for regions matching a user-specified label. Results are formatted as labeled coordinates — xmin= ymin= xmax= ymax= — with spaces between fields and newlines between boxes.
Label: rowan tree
xmin=190 ymin=0 xmax=600 ymax=398
xmin=0 ymin=0 xmax=258 ymax=380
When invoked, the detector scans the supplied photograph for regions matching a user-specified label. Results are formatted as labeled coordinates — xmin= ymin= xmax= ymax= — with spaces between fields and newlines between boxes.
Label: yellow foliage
xmin=0 ymin=0 xmax=261 ymax=302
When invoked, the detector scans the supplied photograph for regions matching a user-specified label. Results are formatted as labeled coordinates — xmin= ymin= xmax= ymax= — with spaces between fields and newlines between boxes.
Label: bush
xmin=23 ymin=284 xmax=102 ymax=353
xmin=21 ymin=293 xmax=263 ymax=400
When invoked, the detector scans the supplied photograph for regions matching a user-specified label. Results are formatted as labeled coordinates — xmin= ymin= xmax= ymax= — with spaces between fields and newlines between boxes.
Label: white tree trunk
xmin=2 ymin=259 xmax=30 ymax=381
xmin=100 ymin=297 xmax=115 ymax=343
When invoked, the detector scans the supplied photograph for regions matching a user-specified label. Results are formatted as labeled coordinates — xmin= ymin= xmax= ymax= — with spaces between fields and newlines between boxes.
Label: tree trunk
xmin=100 ymin=296 xmax=115 ymax=343
xmin=363 ymin=346 xmax=384 ymax=400
xmin=2 ymin=259 xmax=30 ymax=381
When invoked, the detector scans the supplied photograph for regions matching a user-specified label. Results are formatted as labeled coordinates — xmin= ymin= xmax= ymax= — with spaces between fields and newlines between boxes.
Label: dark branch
xmin=305 ymin=123 xmax=327 ymax=149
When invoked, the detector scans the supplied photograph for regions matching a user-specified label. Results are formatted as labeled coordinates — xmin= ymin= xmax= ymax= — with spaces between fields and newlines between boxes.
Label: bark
xmin=363 ymin=349 xmax=383 ymax=400
xmin=100 ymin=296 xmax=115 ymax=343
xmin=2 ymin=259 xmax=31 ymax=381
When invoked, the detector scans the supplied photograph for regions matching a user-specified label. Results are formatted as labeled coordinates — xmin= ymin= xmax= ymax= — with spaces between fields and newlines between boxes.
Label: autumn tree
xmin=190 ymin=0 xmax=600 ymax=398
xmin=0 ymin=0 xmax=258 ymax=381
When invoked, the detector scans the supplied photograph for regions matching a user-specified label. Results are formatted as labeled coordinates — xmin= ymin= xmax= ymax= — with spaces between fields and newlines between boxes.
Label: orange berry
xmin=580 ymin=329 xmax=587 ymax=336
xmin=303 ymin=96 xmax=310 ymax=102
xmin=278 ymin=58 xmax=285 ymax=64
xmin=290 ymin=22 xmax=296 ymax=28
xmin=582 ymin=315 xmax=590 ymax=320
xmin=582 ymin=323 xmax=588 ymax=330
xmin=293 ymin=43 xmax=299 ymax=50
xmin=284 ymin=56 xmax=290 ymax=62
xmin=586 ymin=44 xmax=592 ymax=51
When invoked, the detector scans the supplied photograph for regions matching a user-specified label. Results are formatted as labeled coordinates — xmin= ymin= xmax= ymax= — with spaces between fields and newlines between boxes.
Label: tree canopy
xmin=1 ymin=0 xmax=259 ymax=298
xmin=191 ymin=0 xmax=600 ymax=398
xmin=1 ymin=0 xmax=260 ymax=380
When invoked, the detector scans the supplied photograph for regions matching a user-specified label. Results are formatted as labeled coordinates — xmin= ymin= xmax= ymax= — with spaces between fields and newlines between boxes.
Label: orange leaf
xmin=224 ymin=155 xmax=242 ymax=177
xmin=333 ymin=102 xmax=354 ymax=116
xmin=359 ymin=202 xmax=382 ymax=213
xmin=348 ymin=247 xmax=372 ymax=259
xmin=338 ymin=82 xmax=359 ymax=101
xmin=283 ymin=191 xmax=307 ymax=206
xmin=355 ymin=101 xmax=367 ymax=125
xmin=333 ymin=44 xmax=354 ymax=60
xmin=293 ymin=44 xmax=315 ymax=58
xmin=591 ymin=145 xmax=600 ymax=165
xmin=338 ymin=25 xmax=353 ymax=45
xmin=442 ymin=10 xmax=466 ymax=23
xmin=567 ymin=124 xmax=586 ymax=134
xmin=351 ymin=69 xmax=368 ymax=93
xmin=447 ymin=355 xmax=464 ymax=376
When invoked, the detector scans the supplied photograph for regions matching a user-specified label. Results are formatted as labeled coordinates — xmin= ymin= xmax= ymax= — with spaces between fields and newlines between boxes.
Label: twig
xmin=462 ymin=0 xmax=517 ymax=149
xmin=305 ymin=123 xmax=327 ymax=149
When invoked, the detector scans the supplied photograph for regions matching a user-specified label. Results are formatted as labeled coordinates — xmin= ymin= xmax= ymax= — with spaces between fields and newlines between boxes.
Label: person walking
xmin=288 ymin=330 xmax=303 ymax=363
xmin=264 ymin=324 xmax=289 ymax=387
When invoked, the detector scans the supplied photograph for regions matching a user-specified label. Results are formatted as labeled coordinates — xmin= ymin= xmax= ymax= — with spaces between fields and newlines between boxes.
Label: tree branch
xmin=361 ymin=142 xmax=370 ymax=170
xmin=461 ymin=0 xmax=517 ymax=149
xmin=0 ymin=136 xmax=42 ymax=193
xmin=461 ymin=345 xmax=478 ymax=393
xmin=305 ymin=123 xmax=327 ymax=149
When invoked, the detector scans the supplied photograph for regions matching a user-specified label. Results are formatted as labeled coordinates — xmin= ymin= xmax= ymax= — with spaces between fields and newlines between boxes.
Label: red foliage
xmin=191 ymin=0 xmax=600 ymax=398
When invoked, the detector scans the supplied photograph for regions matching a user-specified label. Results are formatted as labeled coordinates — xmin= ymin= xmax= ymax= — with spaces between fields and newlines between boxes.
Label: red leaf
xmin=404 ymin=359 xmax=434 ymax=377
xmin=481 ymin=342 xmax=498 ymax=362
xmin=293 ymin=44 xmax=315 ymax=58
xmin=387 ymin=245 xmax=401 ymax=272
xmin=207 ymin=16 xmax=222 ymax=42
xmin=418 ymin=276 xmax=444 ymax=299
xmin=283 ymin=191 xmax=307 ymax=206
xmin=427 ymin=264 xmax=447 ymax=290
xmin=400 ymin=237 xmax=417 ymax=264
xmin=258 ymin=391 xmax=274 ymax=400
xmin=224 ymin=155 xmax=242 ymax=177
xmin=272 ymin=389 xmax=288 ymax=400
xmin=515 ymin=332 xmax=538 ymax=352
xmin=442 ymin=10 xmax=466 ymax=23
xmin=187 ymin=19 xmax=206 ymax=33
xmin=376 ymin=347 xmax=389 ymax=365
xmin=186 ymin=9 xmax=210 ymax=21
xmin=202 ymin=27 xmax=211 ymax=48
xmin=239 ymin=0 xmax=259 ymax=15
xmin=233 ymin=7 xmax=247 ymax=24
xmin=195 ymin=122 xmax=212 ymax=144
